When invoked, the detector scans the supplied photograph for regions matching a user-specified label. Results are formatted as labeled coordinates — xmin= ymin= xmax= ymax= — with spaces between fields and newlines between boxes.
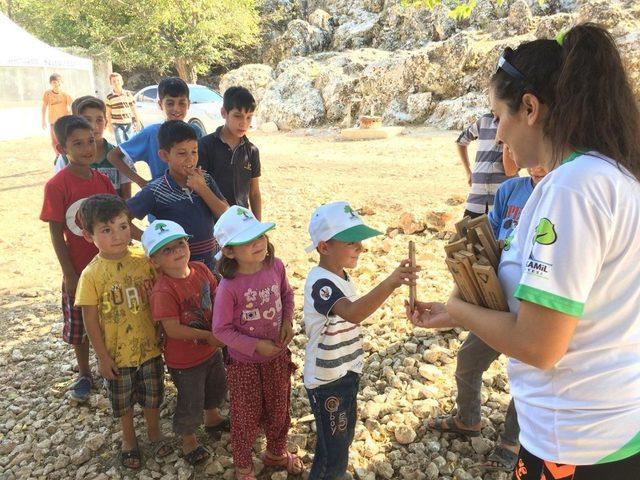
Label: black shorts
xmin=513 ymin=446 xmax=640 ymax=480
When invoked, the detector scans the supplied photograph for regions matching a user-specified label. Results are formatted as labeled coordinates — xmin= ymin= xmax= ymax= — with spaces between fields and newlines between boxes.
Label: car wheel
xmin=189 ymin=118 xmax=206 ymax=137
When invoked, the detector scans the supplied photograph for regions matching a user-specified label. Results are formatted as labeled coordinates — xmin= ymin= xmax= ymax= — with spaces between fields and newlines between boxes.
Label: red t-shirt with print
xmin=40 ymin=168 xmax=116 ymax=275
xmin=151 ymin=261 xmax=218 ymax=369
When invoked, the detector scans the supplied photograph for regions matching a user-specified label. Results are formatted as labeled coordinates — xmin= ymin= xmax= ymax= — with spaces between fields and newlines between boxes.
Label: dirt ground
xmin=0 ymin=128 xmax=509 ymax=479
xmin=0 ymin=126 xmax=473 ymax=302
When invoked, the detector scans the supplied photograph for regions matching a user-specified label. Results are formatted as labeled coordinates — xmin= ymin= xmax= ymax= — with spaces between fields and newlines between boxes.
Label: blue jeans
xmin=113 ymin=123 xmax=134 ymax=144
xmin=306 ymin=371 xmax=360 ymax=480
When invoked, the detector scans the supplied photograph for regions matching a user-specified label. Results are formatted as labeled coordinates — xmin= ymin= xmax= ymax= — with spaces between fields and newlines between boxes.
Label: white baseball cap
xmin=305 ymin=201 xmax=382 ymax=253
xmin=213 ymin=205 xmax=275 ymax=260
xmin=142 ymin=220 xmax=191 ymax=257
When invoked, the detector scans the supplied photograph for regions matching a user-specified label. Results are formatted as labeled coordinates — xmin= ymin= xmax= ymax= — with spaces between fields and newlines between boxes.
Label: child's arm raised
xmin=49 ymin=222 xmax=78 ymax=296
xmin=186 ymin=168 xmax=228 ymax=218
xmin=332 ymin=259 xmax=417 ymax=325
xmin=107 ymin=146 xmax=147 ymax=187
xmin=81 ymin=305 xmax=119 ymax=379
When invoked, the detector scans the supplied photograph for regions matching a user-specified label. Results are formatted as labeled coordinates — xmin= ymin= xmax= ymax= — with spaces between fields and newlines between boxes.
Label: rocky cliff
xmin=219 ymin=0 xmax=640 ymax=130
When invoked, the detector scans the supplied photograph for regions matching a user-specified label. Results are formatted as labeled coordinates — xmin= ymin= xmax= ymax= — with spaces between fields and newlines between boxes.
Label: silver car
xmin=133 ymin=84 xmax=224 ymax=135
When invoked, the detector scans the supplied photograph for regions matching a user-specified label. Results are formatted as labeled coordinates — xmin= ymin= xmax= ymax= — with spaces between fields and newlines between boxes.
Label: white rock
xmin=85 ymin=433 xmax=105 ymax=452
xmin=418 ymin=364 xmax=442 ymax=382
xmin=471 ymin=436 xmax=493 ymax=455
xmin=394 ymin=425 xmax=417 ymax=445
xmin=70 ymin=447 xmax=91 ymax=466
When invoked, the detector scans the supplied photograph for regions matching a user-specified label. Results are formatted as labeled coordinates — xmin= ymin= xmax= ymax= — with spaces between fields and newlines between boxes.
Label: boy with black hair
xmin=54 ymin=96 xmax=133 ymax=199
xmin=107 ymin=77 xmax=201 ymax=187
xmin=41 ymin=73 xmax=73 ymax=157
xmin=75 ymin=194 xmax=172 ymax=470
xmin=198 ymin=86 xmax=262 ymax=219
xmin=127 ymin=120 xmax=229 ymax=271
xmin=40 ymin=115 xmax=117 ymax=403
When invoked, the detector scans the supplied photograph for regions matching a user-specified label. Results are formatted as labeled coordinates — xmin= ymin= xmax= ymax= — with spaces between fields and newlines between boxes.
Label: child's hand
xmin=255 ymin=339 xmax=282 ymax=357
xmin=405 ymin=300 xmax=457 ymax=329
xmin=278 ymin=320 xmax=294 ymax=347
xmin=63 ymin=272 xmax=79 ymax=297
xmin=208 ymin=333 xmax=225 ymax=348
xmin=386 ymin=259 xmax=420 ymax=290
xmin=98 ymin=354 xmax=119 ymax=380
xmin=186 ymin=167 xmax=207 ymax=193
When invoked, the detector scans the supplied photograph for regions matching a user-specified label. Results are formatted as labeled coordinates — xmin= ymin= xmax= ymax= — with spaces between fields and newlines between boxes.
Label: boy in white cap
xmin=142 ymin=219 xmax=229 ymax=466
xmin=302 ymin=201 xmax=418 ymax=480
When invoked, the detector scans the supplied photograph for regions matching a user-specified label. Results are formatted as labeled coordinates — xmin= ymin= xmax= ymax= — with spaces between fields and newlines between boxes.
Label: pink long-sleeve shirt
xmin=212 ymin=257 xmax=294 ymax=363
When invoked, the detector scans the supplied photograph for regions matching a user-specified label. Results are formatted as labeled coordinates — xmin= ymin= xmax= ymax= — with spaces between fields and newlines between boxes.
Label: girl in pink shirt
xmin=212 ymin=206 xmax=303 ymax=480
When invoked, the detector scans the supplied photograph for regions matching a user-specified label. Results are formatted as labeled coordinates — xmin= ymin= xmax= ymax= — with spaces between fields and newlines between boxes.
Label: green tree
xmin=1 ymin=0 xmax=260 ymax=82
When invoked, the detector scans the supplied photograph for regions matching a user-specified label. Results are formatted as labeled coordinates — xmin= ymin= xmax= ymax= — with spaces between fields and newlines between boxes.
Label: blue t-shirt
xmin=120 ymin=122 xmax=204 ymax=181
xmin=488 ymin=176 xmax=534 ymax=241
xmin=127 ymin=170 xmax=224 ymax=270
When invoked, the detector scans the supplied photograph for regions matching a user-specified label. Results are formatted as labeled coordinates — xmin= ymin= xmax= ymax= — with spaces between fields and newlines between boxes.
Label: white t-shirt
xmin=498 ymin=151 xmax=640 ymax=465
xmin=303 ymin=266 xmax=364 ymax=389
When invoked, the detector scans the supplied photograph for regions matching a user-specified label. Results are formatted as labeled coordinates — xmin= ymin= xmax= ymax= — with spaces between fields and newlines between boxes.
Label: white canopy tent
xmin=0 ymin=13 xmax=95 ymax=140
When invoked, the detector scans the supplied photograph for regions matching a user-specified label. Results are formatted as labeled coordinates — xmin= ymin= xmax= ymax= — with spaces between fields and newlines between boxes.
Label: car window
xmin=140 ymin=88 xmax=157 ymax=102
xmin=190 ymin=86 xmax=221 ymax=104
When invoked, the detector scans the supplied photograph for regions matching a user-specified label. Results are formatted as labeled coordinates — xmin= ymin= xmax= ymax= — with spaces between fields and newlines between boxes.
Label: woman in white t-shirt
xmin=408 ymin=24 xmax=640 ymax=479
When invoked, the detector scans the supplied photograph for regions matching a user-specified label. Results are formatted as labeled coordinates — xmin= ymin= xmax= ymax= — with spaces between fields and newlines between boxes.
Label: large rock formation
xmin=228 ymin=0 xmax=640 ymax=130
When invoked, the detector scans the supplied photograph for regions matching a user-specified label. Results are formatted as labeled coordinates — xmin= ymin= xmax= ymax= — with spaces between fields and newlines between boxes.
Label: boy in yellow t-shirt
xmin=75 ymin=194 xmax=172 ymax=470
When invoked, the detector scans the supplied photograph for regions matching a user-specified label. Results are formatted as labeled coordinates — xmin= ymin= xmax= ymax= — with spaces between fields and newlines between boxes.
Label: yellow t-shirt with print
xmin=75 ymin=247 xmax=160 ymax=368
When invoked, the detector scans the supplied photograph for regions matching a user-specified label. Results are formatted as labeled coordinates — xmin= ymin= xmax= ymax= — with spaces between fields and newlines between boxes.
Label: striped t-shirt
xmin=303 ymin=266 xmax=364 ymax=389
xmin=106 ymin=90 xmax=136 ymax=125
xmin=126 ymin=171 xmax=224 ymax=271
xmin=456 ymin=113 xmax=512 ymax=214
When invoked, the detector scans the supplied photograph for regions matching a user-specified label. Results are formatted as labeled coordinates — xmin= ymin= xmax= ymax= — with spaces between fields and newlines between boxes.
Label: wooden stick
xmin=446 ymin=258 xmax=483 ymax=305
xmin=472 ymin=263 xmax=509 ymax=311
xmin=409 ymin=240 xmax=416 ymax=310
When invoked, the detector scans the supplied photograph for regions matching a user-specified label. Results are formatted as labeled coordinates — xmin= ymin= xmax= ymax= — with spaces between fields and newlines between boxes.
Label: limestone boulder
xmin=256 ymin=58 xmax=326 ymax=130
xmin=426 ymin=92 xmax=489 ymax=131
xmin=263 ymin=19 xmax=332 ymax=66
xmin=218 ymin=64 xmax=275 ymax=105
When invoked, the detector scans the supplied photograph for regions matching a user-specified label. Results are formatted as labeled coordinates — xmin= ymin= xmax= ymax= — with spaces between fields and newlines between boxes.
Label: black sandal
xmin=120 ymin=448 xmax=142 ymax=470
xmin=184 ymin=445 xmax=210 ymax=466
xmin=205 ymin=418 xmax=231 ymax=439
xmin=476 ymin=445 xmax=519 ymax=472
xmin=427 ymin=414 xmax=481 ymax=438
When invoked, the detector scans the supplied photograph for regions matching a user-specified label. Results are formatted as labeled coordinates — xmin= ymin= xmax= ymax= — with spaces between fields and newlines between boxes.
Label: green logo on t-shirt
xmin=534 ymin=218 xmax=557 ymax=245
xmin=504 ymin=234 xmax=513 ymax=251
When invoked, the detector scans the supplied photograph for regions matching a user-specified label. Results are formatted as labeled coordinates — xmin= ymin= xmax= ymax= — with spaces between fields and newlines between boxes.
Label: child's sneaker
xmin=70 ymin=376 xmax=92 ymax=402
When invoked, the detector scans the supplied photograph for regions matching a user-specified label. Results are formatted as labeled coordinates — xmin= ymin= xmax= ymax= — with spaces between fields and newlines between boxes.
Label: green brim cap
xmin=148 ymin=233 xmax=190 ymax=256
xmin=331 ymin=224 xmax=383 ymax=243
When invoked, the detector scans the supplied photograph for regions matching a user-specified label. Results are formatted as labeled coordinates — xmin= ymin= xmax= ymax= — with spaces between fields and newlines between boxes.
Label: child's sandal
xmin=120 ymin=448 xmax=142 ymax=470
xmin=235 ymin=466 xmax=257 ymax=480
xmin=183 ymin=445 xmax=210 ymax=466
xmin=260 ymin=451 xmax=304 ymax=475
xmin=149 ymin=436 xmax=174 ymax=460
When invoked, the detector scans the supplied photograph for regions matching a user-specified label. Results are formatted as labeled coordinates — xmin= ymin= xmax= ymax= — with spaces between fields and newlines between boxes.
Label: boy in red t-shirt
xmin=144 ymin=219 xmax=229 ymax=466
xmin=40 ymin=115 xmax=116 ymax=403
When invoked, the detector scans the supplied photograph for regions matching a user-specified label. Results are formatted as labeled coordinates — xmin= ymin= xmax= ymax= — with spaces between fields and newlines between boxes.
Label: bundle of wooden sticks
xmin=444 ymin=215 xmax=509 ymax=311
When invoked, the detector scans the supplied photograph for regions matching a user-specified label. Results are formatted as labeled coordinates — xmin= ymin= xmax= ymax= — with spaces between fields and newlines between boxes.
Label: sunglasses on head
xmin=496 ymin=48 xmax=543 ymax=102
